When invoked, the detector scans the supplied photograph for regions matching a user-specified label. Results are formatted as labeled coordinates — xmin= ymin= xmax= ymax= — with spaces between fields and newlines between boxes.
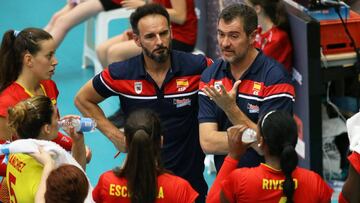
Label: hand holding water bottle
xmin=227 ymin=125 xmax=253 ymax=160
xmin=58 ymin=115 xmax=97 ymax=133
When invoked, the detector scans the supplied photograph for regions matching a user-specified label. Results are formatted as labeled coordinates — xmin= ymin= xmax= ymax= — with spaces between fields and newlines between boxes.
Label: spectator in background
xmin=44 ymin=0 xmax=126 ymax=48
xmin=207 ymin=111 xmax=333 ymax=203
xmin=93 ymin=109 xmax=198 ymax=203
xmin=245 ymin=0 xmax=293 ymax=72
xmin=6 ymin=96 xmax=86 ymax=203
xmin=75 ymin=4 xmax=209 ymax=202
xmin=198 ymin=4 xmax=294 ymax=172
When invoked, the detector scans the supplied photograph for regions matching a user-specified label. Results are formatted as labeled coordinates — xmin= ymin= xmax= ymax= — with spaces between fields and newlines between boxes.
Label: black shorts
xmin=99 ymin=0 xmax=122 ymax=11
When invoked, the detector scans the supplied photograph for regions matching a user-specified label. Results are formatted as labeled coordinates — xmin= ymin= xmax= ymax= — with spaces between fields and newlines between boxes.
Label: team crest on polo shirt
xmin=214 ymin=80 xmax=223 ymax=92
xmin=134 ymin=81 xmax=142 ymax=94
xmin=176 ymin=79 xmax=189 ymax=92
xmin=247 ymin=103 xmax=259 ymax=113
xmin=252 ymin=82 xmax=262 ymax=96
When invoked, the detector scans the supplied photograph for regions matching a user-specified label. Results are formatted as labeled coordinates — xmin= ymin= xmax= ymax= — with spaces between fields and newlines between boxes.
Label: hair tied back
xmin=13 ymin=30 xmax=21 ymax=37
xmin=261 ymin=110 xmax=276 ymax=129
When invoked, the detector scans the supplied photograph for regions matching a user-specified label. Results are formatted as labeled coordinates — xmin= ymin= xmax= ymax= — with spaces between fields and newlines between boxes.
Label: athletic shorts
xmin=99 ymin=0 xmax=122 ymax=11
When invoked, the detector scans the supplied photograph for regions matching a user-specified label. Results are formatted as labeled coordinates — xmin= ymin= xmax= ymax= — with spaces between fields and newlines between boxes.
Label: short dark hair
xmin=130 ymin=3 xmax=170 ymax=35
xmin=218 ymin=4 xmax=258 ymax=36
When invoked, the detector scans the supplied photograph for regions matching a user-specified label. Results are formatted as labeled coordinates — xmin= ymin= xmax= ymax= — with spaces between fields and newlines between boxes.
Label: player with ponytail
xmin=207 ymin=111 xmax=333 ymax=203
xmin=93 ymin=109 xmax=198 ymax=203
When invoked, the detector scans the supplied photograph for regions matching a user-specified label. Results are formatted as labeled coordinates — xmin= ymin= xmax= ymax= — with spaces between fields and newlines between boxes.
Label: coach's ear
xmin=133 ymin=33 xmax=141 ymax=48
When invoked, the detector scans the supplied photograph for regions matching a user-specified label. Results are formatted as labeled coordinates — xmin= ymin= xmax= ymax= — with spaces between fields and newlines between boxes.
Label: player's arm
xmin=74 ymin=80 xmax=126 ymax=152
xmin=207 ymin=125 xmax=250 ymax=203
xmin=31 ymin=149 xmax=56 ymax=203
xmin=168 ymin=0 xmax=187 ymax=24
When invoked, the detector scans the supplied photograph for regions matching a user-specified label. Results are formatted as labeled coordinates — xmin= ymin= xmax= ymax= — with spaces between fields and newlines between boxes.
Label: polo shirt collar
xmin=137 ymin=51 xmax=178 ymax=78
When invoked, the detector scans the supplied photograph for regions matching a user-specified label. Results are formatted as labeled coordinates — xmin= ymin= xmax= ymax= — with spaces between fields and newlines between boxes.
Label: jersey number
xmin=9 ymin=172 xmax=17 ymax=203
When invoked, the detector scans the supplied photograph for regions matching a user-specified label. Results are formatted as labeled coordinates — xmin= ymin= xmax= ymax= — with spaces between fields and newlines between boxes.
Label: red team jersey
xmin=0 ymin=81 xmax=72 ymax=176
xmin=93 ymin=171 xmax=198 ymax=203
xmin=255 ymin=26 xmax=293 ymax=72
xmin=0 ymin=80 xmax=58 ymax=116
xmin=207 ymin=156 xmax=333 ymax=203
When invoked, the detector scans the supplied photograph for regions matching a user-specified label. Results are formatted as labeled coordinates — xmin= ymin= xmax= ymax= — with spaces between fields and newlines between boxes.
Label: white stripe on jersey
xmin=238 ymin=93 xmax=295 ymax=102
xmin=100 ymin=75 xmax=199 ymax=100
xmin=164 ymin=90 xmax=199 ymax=98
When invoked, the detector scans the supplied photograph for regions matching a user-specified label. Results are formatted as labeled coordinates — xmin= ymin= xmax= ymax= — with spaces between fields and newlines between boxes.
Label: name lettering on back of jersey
xmin=134 ymin=81 xmax=142 ymax=94
xmin=247 ymin=103 xmax=259 ymax=114
xmin=8 ymin=155 xmax=26 ymax=173
xmin=108 ymin=184 xmax=164 ymax=199
xmin=176 ymin=79 xmax=189 ymax=92
xmin=173 ymin=98 xmax=191 ymax=108
xmin=262 ymin=178 xmax=298 ymax=190
xmin=252 ymin=82 xmax=262 ymax=96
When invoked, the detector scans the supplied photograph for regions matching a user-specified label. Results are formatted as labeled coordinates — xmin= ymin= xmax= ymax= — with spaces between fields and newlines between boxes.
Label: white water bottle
xmin=242 ymin=128 xmax=257 ymax=143
xmin=58 ymin=117 xmax=96 ymax=132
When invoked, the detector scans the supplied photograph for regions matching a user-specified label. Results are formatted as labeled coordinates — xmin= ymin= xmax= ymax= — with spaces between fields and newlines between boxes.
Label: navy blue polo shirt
xmin=198 ymin=51 xmax=295 ymax=172
xmin=93 ymin=50 xmax=208 ymax=196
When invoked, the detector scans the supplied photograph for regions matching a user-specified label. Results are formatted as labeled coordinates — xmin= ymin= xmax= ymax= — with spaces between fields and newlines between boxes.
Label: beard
xmin=221 ymin=46 xmax=249 ymax=65
xmin=142 ymin=43 xmax=171 ymax=63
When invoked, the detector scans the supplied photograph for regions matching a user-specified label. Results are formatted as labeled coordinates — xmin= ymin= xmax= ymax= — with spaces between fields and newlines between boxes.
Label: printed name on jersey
xmin=247 ymin=103 xmax=259 ymax=114
xmin=262 ymin=178 xmax=298 ymax=190
xmin=134 ymin=81 xmax=142 ymax=94
xmin=9 ymin=155 xmax=26 ymax=173
xmin=173 ymin=98 xmax=191 ymax=108
xmin=109 ymin=183 xmax=164 ymax=199
xmin=176 ymin=79 xmax=189 ymax=92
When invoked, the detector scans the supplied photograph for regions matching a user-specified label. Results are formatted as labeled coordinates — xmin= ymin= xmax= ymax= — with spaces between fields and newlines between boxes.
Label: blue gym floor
xmin=0 ymin=0 xmax=215 ymax=188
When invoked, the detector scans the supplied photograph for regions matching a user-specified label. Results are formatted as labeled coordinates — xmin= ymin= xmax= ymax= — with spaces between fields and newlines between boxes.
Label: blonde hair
xmin=7 ymin=95 xmax=53 ymax=139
